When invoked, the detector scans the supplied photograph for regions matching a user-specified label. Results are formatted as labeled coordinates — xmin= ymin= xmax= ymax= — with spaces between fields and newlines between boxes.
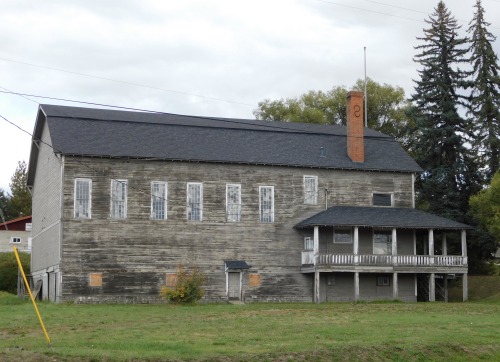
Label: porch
xmin=294 ymin=206 xmax=472 ymax=303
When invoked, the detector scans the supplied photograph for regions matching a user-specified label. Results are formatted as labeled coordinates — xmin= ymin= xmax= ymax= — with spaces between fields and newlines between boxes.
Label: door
xmin=227 ymin=272 xmax=241 ymax=300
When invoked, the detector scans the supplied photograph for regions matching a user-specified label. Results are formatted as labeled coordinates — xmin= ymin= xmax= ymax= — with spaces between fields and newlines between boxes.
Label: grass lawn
xmin=1 ymin=290 xmax=499 ymax=361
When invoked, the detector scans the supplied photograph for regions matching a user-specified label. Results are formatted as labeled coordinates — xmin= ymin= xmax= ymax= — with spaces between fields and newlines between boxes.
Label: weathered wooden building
xmin=27 ymin=91 xmax=471 ymax=303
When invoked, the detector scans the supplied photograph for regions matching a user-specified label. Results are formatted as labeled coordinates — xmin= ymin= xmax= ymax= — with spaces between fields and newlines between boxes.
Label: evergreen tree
xmin=410 ymin=1 xmax=481 ymax=222
xmin=9 ymin=161 xmax=32 ymax=218
xmin=0 ymin=188 xmax=12 ymax=222
xmin=467 ymin=0 xmax=500 ymax=182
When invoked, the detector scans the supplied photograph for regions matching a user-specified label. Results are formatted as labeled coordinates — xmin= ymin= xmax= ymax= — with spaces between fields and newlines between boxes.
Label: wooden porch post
xmin=428 ymin=229 xmax=434 ymax=257
xmin=314 ymin=271 xmax=320 ymax=303
xmin=313 ymin=226 xmax=319 ymax=265
xmin=353 ymin=226 xmax=359 ymax=255
xmin=461 ymin=230 xmax=467 ymax=258
xmin=444 ymin=275 xmax=448 ymax=302
xmin=442 ymin=235 xmax=447 ymax=256
xmin=393 ymin=272 xmax=398 ymax=300
xmin=462 ymin=273 xmax=468 ymax=302
xmin=461 ymin=230 xmax=468 ymax=302
xmin=354 ymin=272 xmax=359 ymax=302
xmin=429 ymin=273 xmax=435 ymax=302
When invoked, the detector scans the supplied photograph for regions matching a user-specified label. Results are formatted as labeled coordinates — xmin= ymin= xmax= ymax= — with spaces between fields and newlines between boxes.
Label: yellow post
xmin=13 ymin=246 xmax=51 ymax=346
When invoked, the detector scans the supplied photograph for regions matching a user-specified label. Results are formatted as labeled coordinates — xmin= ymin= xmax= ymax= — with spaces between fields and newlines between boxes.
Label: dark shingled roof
xmin=28 ymin=104 xmax=422 ymax=183
xmin=294 ymin=206 xmax=472 ymax=230
xmin=225 ymin=260 xmax=251 ymax=270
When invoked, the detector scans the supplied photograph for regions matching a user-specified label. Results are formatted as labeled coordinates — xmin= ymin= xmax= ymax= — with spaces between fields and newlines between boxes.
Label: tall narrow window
xmin=111 ymin=179 xmax=127 ymax=219
xmin=304 ymin=175 xmax=318 ymax=205
xmin=151 ymin=181 xmax=167 ymax=220
xmin=187 ymin=183 xmax=203 ymax=221
xmin=373 ymin=231 xmax=392 ymax=254
xmin=74 ymin=178 xmax=91 ymax=218
xmin=226 ymin=184 xmax=241 ymax=222
xmin=259 ymin=186 xmax=274 ymax=223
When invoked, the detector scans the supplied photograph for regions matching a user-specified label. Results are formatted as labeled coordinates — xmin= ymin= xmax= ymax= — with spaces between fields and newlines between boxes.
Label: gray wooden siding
xmin=322 ymin=273 xmax=416 ymax=302
xmin=59 ymin=157 xmax=413 ymax=302
xmin=31 ymin=121 xmax=63 ymax=272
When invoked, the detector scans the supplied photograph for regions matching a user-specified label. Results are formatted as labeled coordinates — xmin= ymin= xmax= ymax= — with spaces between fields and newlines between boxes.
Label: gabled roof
xmin=294 ymin=206 xmax=472 ymax=230
xmin=28 ymin=104 xmax=422 ymax=186
xmin=0 ymin=215 xmax=32 ymax=231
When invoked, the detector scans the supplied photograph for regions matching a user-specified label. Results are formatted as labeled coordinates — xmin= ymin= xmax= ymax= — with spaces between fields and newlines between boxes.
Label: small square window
xmin=377 ymin=276 xmax=390 ymax=286
xmin=334 ymin=229 xmax=352 ymax=244
xmin=10 ymin=237 xmax=21 ymax=244
xmin=373 ymin=193 xmax=392 ymax=207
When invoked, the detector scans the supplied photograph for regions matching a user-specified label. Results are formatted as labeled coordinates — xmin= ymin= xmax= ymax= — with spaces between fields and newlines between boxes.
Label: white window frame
xmin=333 ymin=228 xmax=353 ymax=244
xmin=373 ymin=230 xmax=392 ymax=255
xmin=111 ymin=179 xmax=127 ymax=219
xmin=372 ymin=192 xmax=393 ymax=207
xmin=226 ymin=184 xmax=241 ymax=222
xmin=187 ymin=182 xmax=203 ymax=221
xmin=304 ymin=237 xmax=314 ymax=251
xmin=259 ymin=186 xmax=274 ymax=223
xmin=304 ymin=175 xmax=318 ymax=205
xmin=74 ymin=178 xmax=92 ymax=219
xmin=151 ymin=181 xmax=168 ymax=220
xmin=10 ymin=237 xmax=21 ymax=244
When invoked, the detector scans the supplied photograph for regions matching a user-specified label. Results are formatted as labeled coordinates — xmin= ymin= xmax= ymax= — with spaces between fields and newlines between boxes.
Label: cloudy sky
xmin=1 ymin=0 xmax=499 ymax=192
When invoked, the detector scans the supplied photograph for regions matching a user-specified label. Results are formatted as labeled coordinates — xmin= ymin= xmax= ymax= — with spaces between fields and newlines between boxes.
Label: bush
xmin=160 ymin=265 xmax=205 ymax=304
xmin=0 ymin=252 xmax=30 ymax=294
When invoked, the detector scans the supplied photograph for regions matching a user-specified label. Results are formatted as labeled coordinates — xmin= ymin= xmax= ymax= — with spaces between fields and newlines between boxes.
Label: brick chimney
xmin=346 ymin=91 xmax=364 ymax=163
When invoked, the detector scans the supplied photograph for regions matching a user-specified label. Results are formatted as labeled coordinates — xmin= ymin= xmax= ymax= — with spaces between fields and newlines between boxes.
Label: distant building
xmin=27 ymin=92 xmax=470 ymax=303
xmin=0 ymin=215 xmax=32 ymax=253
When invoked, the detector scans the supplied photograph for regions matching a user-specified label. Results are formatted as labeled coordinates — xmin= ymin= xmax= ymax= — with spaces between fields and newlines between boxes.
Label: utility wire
xmin=0 ymin=56 xmax=255 ymax=108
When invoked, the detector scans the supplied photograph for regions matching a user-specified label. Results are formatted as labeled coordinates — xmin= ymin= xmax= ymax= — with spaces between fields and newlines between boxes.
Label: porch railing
xmin=302 ymin=252 xmax=467 ymax=267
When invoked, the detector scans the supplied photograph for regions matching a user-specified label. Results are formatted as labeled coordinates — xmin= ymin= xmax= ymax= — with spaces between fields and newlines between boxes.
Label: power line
xmin=0 ymin=56 xmax=255 ymax=108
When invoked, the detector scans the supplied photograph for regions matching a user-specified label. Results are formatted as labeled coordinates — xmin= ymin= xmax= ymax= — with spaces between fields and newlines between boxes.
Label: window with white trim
xmin=259 ymin=186 xmax=274 ymax=223
xmin=187 ymin=183 xmax=203 ymax=221
xmin=373 ymin=231 xmax=392 ymax=254
xmin=226 ymin=184 xmax=241 ymax=222
xmin=304 ymin=237 xmax=314 ymax=251
xmin=373 ymin=193 xmax=393 ymax=207
xmin=304 ymin=175 xmax=318 ymax=205
xmin=111 ymin=180 xmax=127 ymax=219
xmin=151 ymin=181 xmax=167 ymax=220
xmin=74 ymin=178 xmax=92 ymax=218
xmin=334 ymin=229 xmax=352 ymax=244
xmin=10 ymin=237 xmax=21 ymax=244
xmin=377 ymin=276 xmax=390 ymax=286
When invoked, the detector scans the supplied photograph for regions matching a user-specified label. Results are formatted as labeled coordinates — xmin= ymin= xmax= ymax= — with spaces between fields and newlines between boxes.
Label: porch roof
xmin=294 ymin=206 xmax=472 ymax=230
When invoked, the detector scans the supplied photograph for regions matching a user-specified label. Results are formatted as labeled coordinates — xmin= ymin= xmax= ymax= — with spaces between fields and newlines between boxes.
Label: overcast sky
xmin=1 ymin=0 xmax=499 ymax=192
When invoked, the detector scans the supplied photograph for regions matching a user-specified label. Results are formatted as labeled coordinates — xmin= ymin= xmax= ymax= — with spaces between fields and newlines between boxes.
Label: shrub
xmin=0 ymin=251 xmax=30 ymax=294
xmin=160 ymin=265 xmax=205 ymax=304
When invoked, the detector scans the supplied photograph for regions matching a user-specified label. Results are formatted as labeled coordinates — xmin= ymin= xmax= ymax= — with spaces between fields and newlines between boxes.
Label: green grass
xmin=1 ymin=289 xmax=499 ymax=361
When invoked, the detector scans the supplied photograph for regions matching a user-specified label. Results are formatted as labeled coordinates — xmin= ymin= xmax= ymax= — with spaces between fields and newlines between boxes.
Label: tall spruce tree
xmin=467 ymin=0 xmax=500 ymax=182
xmin=411 ymin=1 xmax=481 ymax=222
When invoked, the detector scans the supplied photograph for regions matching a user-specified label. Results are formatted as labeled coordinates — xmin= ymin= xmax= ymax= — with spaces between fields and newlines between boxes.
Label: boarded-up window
xmin=165 ymin=273 xmax=178 ymax=287
xmin=373 ymin=193 xmax=392 ymax=207
xmin=249 ymin=273 xmax=261 ymax=287
xmin=89 ymin=273 xmax=102 ymax=287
